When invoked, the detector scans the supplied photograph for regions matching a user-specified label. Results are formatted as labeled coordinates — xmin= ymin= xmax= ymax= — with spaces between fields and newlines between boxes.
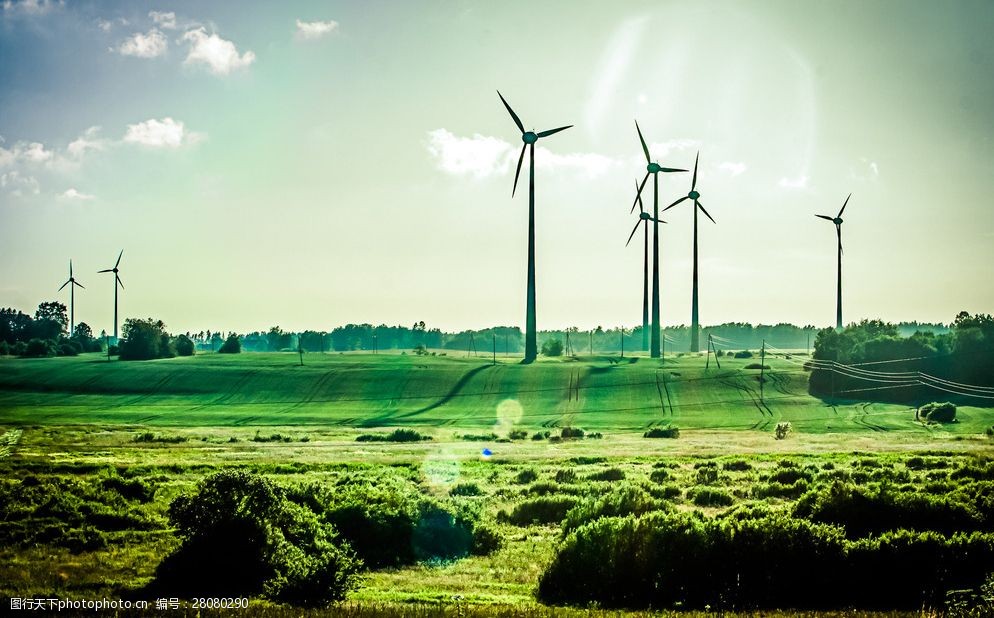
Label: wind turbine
xmin=632 ymin=121 xmax=687 ymax=358
xmin=816 ymin=193 xmax=851 ymax=330
xmin=497 ymin=91 xmax=572 ymax=364
xmin=626 ymin=178 xmax=667 ymax=352
xmin=98 ymin=250 xmax=124 ymax=340
xmin=58 ymin=260 xmax=85 ymax=336
xmin=662 ymin=152 xmax=715 ymax=353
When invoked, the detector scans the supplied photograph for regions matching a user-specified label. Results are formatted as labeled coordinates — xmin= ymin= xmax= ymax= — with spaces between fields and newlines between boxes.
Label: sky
xmin=1 ymin=0 xmax=992 ymax=335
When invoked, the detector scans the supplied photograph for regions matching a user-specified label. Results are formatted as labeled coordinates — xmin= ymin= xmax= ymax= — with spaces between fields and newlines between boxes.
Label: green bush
xmin=554 ymin=469 xmax=577 ymax=484
xmin=355 ymin=429 xmax=431 ymax=443
xmin=587 ymin=467 xmax=625 ymax=482
xmin=560 ymin=426 xmax=585 ymax=439
xmin=514 ymin=468 xmax=539 ymax=484
xmin=562 ymin=485 xmax=668 ymax=534
xmin=155 ymin=470 xmax=360 ymax=605
xmin=498 ymin=496 xmax=581 ymax=526
xmin=541 ymin=339 xmax=564 ymax=356
xmin=449 ymin=482 xmax=482 ymax=497
xmin=733 ymin=350 xmax=753 ymax=358
xmin=21 ymin=338 xmax=56 ymax=357
xmin=648 ymin=468 xmax=670 ymax=483
xmin=688 ymin=487 xmax=734 ymax=507
xmin=175 ymin=334 xmax=195 ymax=356
xmin=722 ymin=460 xmax=753 ymax=472
xmin=920 ymin=402 xmax=956 ymax=423
xmin=218 ymin=333 xmax=241 ymax=354
xmin=643 ymin=426 xmax=679 ymax=438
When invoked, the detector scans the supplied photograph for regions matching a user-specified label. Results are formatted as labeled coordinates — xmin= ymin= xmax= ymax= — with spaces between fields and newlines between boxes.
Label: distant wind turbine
xmin=626 ymin=178 xmax=667 ymax=352
xmin=497 ymin=90 xmax=572 ymax=364
xmin=98 ymin=250 xmax=124 ymax=340
xmin=662 ymin=153 xmax=715 ymax=353
xmin=58 ymin=260 xmax=85 ymax=336
xmin=632 ymin=122 xmax=687 ymax=358
xmin=816 ymin=193 xmax=852 ymax=330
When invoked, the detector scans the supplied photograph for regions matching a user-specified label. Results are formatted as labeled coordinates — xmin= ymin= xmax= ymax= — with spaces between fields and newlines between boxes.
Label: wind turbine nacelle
xmin=647 ymin=162 xmax=661 ymax=174
xmin=689 ymin=190 xmax=700 ymax=200
xmin=522 ymin=131 xmax=538 ymax=144
xmin=834 ymin=217 xmax=843 ymax=225
xmin=639 ymin=212 xmax=651 ymax=220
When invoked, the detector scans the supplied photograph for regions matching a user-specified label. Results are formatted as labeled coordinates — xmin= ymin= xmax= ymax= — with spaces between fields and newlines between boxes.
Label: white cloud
xmin=60 ymin=188 xmax=94 ymax=200
xmin=123 ymin=117 xmax=202 ymax=148
xmin=295 ymin=19 xmax=338 ymax=40
xmin=718 ymin=162 xmax=747 ymax=177
xmin=149 ymin=10 xmax=176 ymax=29
xmin=0 ymin=171 xmax=40 ymax=196
xmin=426 ymin=129 xmax=620 ymax=180
xmin=870 ymin=162 xmax=879 ymax=177
xmin=778 ymin=175 xmax=809 ymax=189
xmin=19 ymin=142 xmax=52 ymax=163
xmin=66 ymin=126 xmax=106 ymax=159
xmin=426 ymin=129 xmax=513 ymax=179
xmin=117 ymin=28 xmax=168 ymax=58
xmin=181 ymin=27 xmax=255 ymax=75
xmin=1 ymin=0 xmax=62 ymax=15
xmin=97 ymin=18 xmax=113 ymax=32
xmin=647 ymin=139 xmax=699 ymax=161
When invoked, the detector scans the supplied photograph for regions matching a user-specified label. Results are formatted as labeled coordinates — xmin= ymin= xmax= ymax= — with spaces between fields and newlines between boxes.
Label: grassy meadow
xmin=1 ymin=351 xmax=993 ymax=615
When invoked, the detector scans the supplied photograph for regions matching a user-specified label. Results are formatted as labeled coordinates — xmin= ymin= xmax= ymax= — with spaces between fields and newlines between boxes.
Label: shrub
xmin=155 ymin=470 xmax=360 ymax=605
xmin=734 ymin=350 xmax=753 ymax=358
xmin=722 ymin=460 xmax=753 ymax=472
xmin=588 ymin=467 xmax=625 ymax=482
xmin=469 ymin=522 xmax=503 ymax=555
xmin=218 ymin=334 xmax=241 ymax=354
xmin=554 ymin=469 xmax=577 ymax=484
xmin=449 ymin=482 xmax=482 ymax=497
xmin=101 ymin=475 xmax=156 ymax=503
xmin=541 ymin=339 xmax=564 ymax=356
xmin=744 ymin=363 xmax=770 ymax=370
xmin=560 ymin=426 xmax=585 ymax=439
xmin=120 ymin=318 xmax=175 ymax=360
xmin=751 ymin=480 xmax=810 ymax=500
xmin=643 ymin=426 xmax=680 ymax=439
xmin=689 ymin=487 xmax=734 ymax=507
xmin=562 ymin=485 xmax=668 ymax=534
xmin=58 ymin=341 xmax=80 ymax=356
xmin=498 ymin=496 xmax=581 ymax=526
xmin=920 ymin=402 xmax=956 ymax=423
xmin=0 ymin=340 xmax=9 ymax=356
xmin=355 ymin=429 xmax=431 ymax=443
xmin=532 ymin=431 xmax=550 ymax=441
xmin=649 ymin=468 xmax=670 ymax=483
xmin=21 ymin=338 xmax=56 ymax=357
xmin=508 ymin=429 xmax=528 ymax=440
xmin=175 ymin=334 xmax=195 ymax=356
xmin=459 ymin=432 xmax=498 ymax=442
xmin=775 ymin=421 xmax=792 ymax=440
xmin=514 ymin=468 xmax=539 ymax=484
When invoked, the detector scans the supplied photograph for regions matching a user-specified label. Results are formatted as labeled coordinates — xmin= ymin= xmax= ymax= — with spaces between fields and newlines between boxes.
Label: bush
xmin=775 ymin=421 xmax=792 ymax=440
xmin=155 ymin=470 xmax=360 ymax=606
xmin=722 ymin=460 xmax=753 ymax=472
xmin=733 ymin=350 xmax=753 ymax=358
xmin=449 ymin=482 xmax=482 ymax=497
xmin=920 ymin=402 xmax=956 ymax=423
xmin=587 ymin=467 xmax=625 ymax=482
xmin=560 ymin=426 xmax=585 ymax=439
xmin=541 ymin=339 xmax=564 ymax=356
xmin=21 ymin=338 xmax=56 ymax=357
xmin=58 ymin=341 xmax=80 ymax=356
xmin=643 ymin=426 xmax=680 ymax=438
xmin=498 ymin=496 xmax=581 ymax=526
xmin=0 ymin=340 xmax=8 ymax=356
xmin=649 ymin=468 xmax=670 ymax=483
xmin=470 ymin=522 xmax=503 ymax=555
xmin=532 ymin=431 xmax=550 ymax=441
xmin=355 ymin=429 xmax=431 ymax=443
xmin=120 ymin=318 xmax=176 ymax=360
xmin=562 ymin=485 xmax=668 ymax=534
xmin=688 ymin=487 xmax=734 ymax=507
xmin=508 ymin=429 xmax=528 ymax=440
xmin=175 ymin=334 xmax=195 ymax=356
xmin=554 ymin=469 xmax=577 ymax=484
xmin=514 ymin=468 xmax=539 ymax=484
xmin=218 ymin=334 xmax=241 ymax=354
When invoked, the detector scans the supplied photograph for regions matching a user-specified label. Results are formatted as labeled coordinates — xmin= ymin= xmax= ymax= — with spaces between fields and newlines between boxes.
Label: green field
xmin=2 ymin=352 xmax=993 ymax=615
xmin=2 ymin=351 xmax=990 ymax=436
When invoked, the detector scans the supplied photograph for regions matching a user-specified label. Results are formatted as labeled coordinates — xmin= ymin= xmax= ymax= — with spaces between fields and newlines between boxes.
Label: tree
xmin=72 ymin=322 xmax=93 ymax=340
xmin=33 ymin=301 xmax=67 ymax=340
xmin=120 ymin=318 xmax=175 ymax=360
xmin=541 ymin=339 xmax=564 ymax=357
xmin=0 ymin=308 xmax=33 ymax=344
xmin=175 ymin=334 xmax=196 ymax=357
xmin=218 ymin=333 xmax=241 ymax=354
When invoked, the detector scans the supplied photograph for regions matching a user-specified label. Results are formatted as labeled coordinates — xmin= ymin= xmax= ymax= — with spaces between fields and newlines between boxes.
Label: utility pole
xmin=760 ymin=339 xmax=766 ymax=404
xmin=373 ymin=334 xmax=378 ymax=355
xmin=705 ymin=333 xmax=711 ymax=370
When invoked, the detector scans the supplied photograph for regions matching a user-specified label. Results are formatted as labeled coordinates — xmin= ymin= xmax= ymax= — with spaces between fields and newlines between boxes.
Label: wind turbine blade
xmin=697 ymin=200 xmax=716 ymax=224
xmin=75 ymin=281 xmax=85 ymax=289
xmin=115 ymin=249 xmax=123 ymax=268
xmin=497 ymin=90 xmax=524 ymax=134
xmin=512 ymin=144 xmax=526 ymax=197
xmin=634 ymin=179 xmax=646 ymax=214
xmin=650 ymin=217 xmax=668 ymax=224
xmin=837 ymin=192 xmax=851 ymax=218
xmin=662 ymin=195 xmax=689 ymax=212
xmin=536 ymin=125 xmax=572 ymax=138
xmin=660 ymin=167 xmax=688 ymax=173
xmin=691 ymin=152 xmax=700 ymax=190
xmin=631 ymin=173 xmax=650 ymax=213
xmin=625 ymin=221 xmax=641 ymax=247
xmin=635 ymin=120 xmax=651 ymax=164
xmin=98 ymin=268 xmax=113 ymax=273
xmin=837 ymin=225 xmax=843 ymax=255
xmin=69 ymin=260 xmax=73 ymax=277
xmin=116 ymin=275 xmax=124 ymax=290
xmin=58 ymin=280 xmax=70 ymax=291
xmin=815 ymin=214 xmax=834 ymax=221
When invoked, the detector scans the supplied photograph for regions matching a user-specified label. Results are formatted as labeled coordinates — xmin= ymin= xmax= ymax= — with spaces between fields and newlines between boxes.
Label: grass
xmin=1 ymin=351 xmax=993 ymax=613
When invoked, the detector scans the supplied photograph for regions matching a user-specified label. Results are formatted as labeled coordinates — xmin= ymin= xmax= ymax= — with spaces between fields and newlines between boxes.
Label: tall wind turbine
xmin=626 ymin=179 xmax=667 ymax=352
xmin=632 ymin=121 xmax=687 ymax=358
xmin=497 ymin=91 xmax=572 ymax=364
xmin=58 ymin=260 xmax=85 ymax=336
xmin=662 ymin=153 xmax=715 ymax=353
xmin=816 ymin=194 xmax=851 ymax=330
xmin=98 ymin=250 xmax=124 ymax=340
